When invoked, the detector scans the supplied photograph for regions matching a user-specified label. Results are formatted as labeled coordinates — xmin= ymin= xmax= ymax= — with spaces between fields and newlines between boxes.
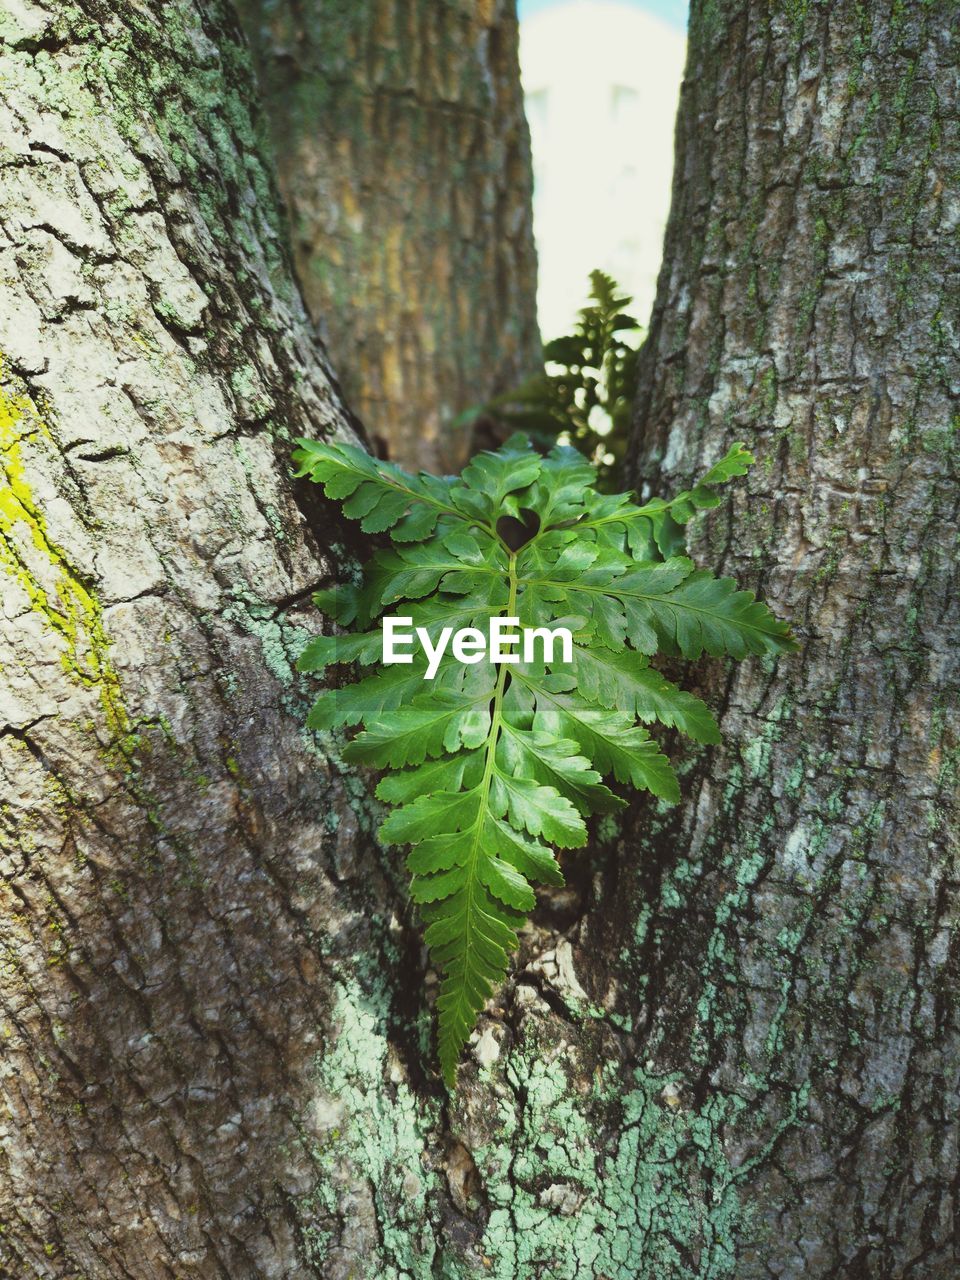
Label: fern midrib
xmin=442 ymin=549 xmax=519 ymax=1051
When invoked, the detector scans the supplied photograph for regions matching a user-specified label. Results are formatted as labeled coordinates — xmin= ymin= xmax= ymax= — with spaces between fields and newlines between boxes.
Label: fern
xmin=460 ymin=269 xmax=642 ymax=487
xmin=293 ymin=434 xmax=796 ymax=1084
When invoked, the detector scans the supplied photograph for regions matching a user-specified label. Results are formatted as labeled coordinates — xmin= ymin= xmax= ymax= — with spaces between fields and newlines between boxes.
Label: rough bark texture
xmin=0 ymin=6 xmax=623 ymax=1278
xmin=235 ymin=0 xmax=542 ymax=474
xmin=615 ymin=0 xmax=960 ymax=1274
xmin=0 ymin=2 xmax=386 ymax=1275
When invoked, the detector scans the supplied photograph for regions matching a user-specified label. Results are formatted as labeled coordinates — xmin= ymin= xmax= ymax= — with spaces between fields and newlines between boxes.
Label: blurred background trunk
xmin=236 ymin=0 xmax=541 ymax=473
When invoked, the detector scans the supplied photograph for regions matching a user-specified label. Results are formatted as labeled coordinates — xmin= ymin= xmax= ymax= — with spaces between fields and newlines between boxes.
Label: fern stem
xmin=482 ymin=548 xmax=518 ymax=783
xmin=438 ymin=551 xmax=517 ymax=1082
xmin=464 ymin=549 xmax=516 ymax=887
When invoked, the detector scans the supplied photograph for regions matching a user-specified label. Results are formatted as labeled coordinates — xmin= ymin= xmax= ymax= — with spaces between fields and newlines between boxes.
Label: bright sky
xmin=519 ymin=0 xmax=689 ymax=32
xmin=519 ymin=1 xmax=687 ymax=337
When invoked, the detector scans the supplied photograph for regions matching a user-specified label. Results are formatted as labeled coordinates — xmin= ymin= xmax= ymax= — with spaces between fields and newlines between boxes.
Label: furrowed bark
xmin=609 ymin=0 xmax=959 ymax=1274
xmin=0 ymin=4 xmax=581 ymax=1277
xmin=236 ymin=0 xmax=542 ymax=474
xmin=0 ymin=3 xmax=405 ymax=1275
xmin=346 ymin=2 xmax=958 ymax=1276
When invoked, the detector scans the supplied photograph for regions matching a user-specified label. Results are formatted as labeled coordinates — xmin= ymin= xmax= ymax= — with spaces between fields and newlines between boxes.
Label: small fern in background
xmin=293 ymin=433 xmax=795 ymax=1084
xmin=461 ymin=269 xmax=641 ymax=487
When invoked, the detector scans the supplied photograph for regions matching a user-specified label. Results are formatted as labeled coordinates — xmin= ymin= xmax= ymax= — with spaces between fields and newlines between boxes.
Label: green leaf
xmin=629 ymin=568 xmax=797 ymax=659
xmin=307 ymin=661 xmax=447 ymax=730
xmin=525 ymin=676 xmax=680 ymax=802
xmin=489 ymin=772 xmax=588 ymax=846
xmin=450 ymin=434 xmax=542 ymax=522
xmin=563 ymin=645 xmax=721 ymax=743
xmin=427 ymin=882 xmax=521 ymax=1084
xmin=526 ymin=446 xmax=597 ymax=525
xmin=297 ymin=630 xmax=380 ymax=674
xmin=391 ymin=502 xmax=442 ymax=542
xmin=376 ymin=751 xmax=484 ymax=804
xmin=380 ymin=789 xmax=482 ymax=844
xmin=486 ymin=816 xmax=564 ymax=887
xmin=312 ymin=583 xmax=361 ymax=626
xmin=373 ymin=533 xmax=505 ymax=608
xmin=499 ymin=723 xmax=624 ymax=814
xmin=292 ymin=438 xmax=467 ymax=539
xmin=295 ymin=429 xmax=794 ymax=1083
xmin=344 ymin=688 xmax=493 ymax=768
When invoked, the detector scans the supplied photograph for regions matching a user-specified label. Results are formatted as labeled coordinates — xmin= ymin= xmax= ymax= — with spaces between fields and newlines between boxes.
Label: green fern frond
xmin=296 ymin=434 xmax=796 ymax=1084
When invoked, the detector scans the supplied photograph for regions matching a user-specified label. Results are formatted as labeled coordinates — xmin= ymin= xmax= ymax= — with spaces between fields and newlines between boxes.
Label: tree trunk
xmin=0 ymin=6 xmax=603 ymax=1278
xmin=235 ymin=0 xmax=541 ymax=474
xmin=611 ymin=0 xmax=959 ymax=1274
xmin=0 ymin=3 xmax=396 ymax=1275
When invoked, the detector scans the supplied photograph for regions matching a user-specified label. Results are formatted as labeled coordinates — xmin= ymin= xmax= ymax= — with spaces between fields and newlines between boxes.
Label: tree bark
xmin=235 ymin=0 xmax=542 ymax=474
xmin=0 ymin=3 xmax=394 ymax=1275
xmin=612 ymin=0 xmax=959 ymax=1274
xmin=0 ymin=6 xmax=590 ymax=1278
